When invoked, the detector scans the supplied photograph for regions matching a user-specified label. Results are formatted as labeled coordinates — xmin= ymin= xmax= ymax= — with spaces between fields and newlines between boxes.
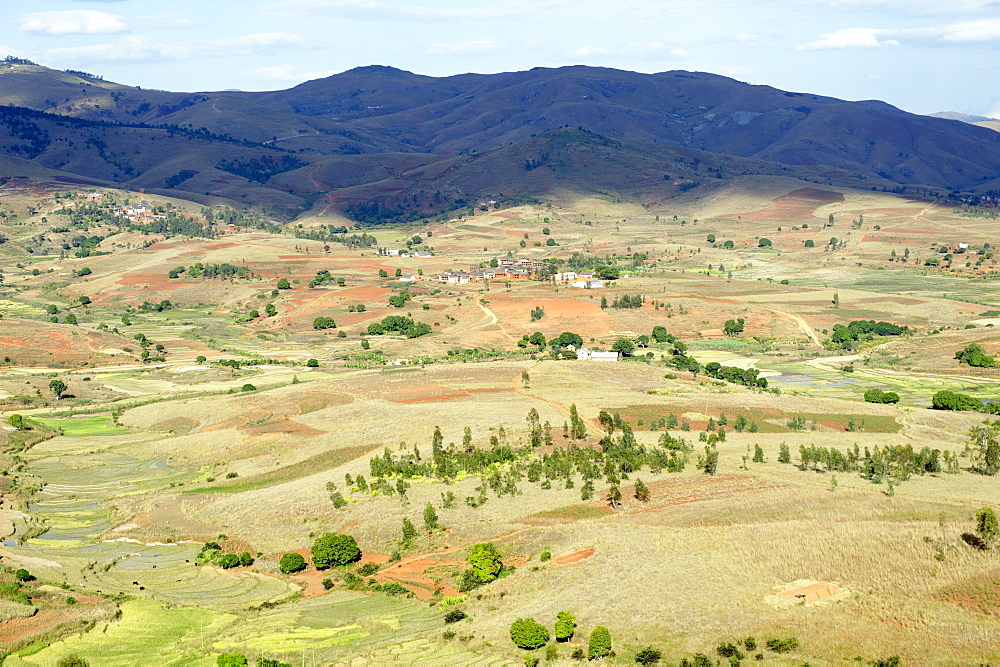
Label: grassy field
xmin=2 ymin=178 xmax=1000 ymax=664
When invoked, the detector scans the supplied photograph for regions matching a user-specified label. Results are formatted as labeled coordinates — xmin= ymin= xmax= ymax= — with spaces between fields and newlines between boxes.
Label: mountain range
xmin=1 ymin=59 xmax=999 ymax=219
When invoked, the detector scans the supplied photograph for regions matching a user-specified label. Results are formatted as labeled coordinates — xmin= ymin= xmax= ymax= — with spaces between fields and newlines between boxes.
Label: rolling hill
xmin=2 ymin=59 xmax=1000 ymax=219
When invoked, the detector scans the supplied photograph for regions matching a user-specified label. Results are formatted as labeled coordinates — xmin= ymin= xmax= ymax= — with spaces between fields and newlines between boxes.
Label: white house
xmin=576 ymin=347 xmax=621 ymax=361
xmin=554 ymin=272 xmax=577 ymax=281
xmin=571 ymin=280 xmax=604 ymax=289
xmin=398 ymin=274 xmax=416 ymax=282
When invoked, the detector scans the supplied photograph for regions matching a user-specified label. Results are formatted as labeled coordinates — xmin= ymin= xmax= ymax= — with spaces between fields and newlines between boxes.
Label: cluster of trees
xmin=294 ymin=227 xmax=379 ymax=248
xmin=603 ymin=294 xmax=644 ymax=309
xmin=509 ymin=615 xmax=612 ymax=660
xmin=363 ymin=412 xmax=688 ymax=507
xmin=388 ymin=290 xmax=411 ymax=308
xmin=216 ymin=155 xmax=307 ymax=184
xmin=185 ymin=263 xmax=250 ymax=279
xmin=367 ymin=315 xmax=431 ymax=338
xmin=133 ymin=211 xmax=215 ymax=239
xmin=702 ymin=362 xmax=767 ymax=389
xmin=932 ymin=390 xmax=1000 ymax=415
xmin=278 ymin=533 xmax=361 ymax=575
xmin=308 ymin=270 xmax=344 ymax=288
xmin=863 ymin=388 xmax=900 ymax=404
xmin=828 ymin=320 xmax=909 ymax=350
xmin=956 ymin=343 xmax=995 ymax=368
xmin=312 ymin=316 xmax=337 ymax=330
xmin=789 ymin=442 xmax=960 ymax=485
xmin=723 ymin=318 xmax=745 ymax=336
xmin=195 ymin=540 xmax=254 ymax=569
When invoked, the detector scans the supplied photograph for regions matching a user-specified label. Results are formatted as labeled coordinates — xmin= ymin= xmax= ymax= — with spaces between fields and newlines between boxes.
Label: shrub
xmin=312 ymin=533 xmax=361 ymax=569
xmin=554 ymin=611 xmax=576 ymax=642
xmin=510 ymin=617 xmax=550 ymax=650
xmin=306 ymin=358 xmax=319 ymax=367
xmin=216 ymin=654 xmax=248 ymax=667
xmin=765 ymin=637 xmax=800 ymax=653
xmin=322 ymin=578 xmax=334 ymax=590
xmin=588 ymin=626 xmax=612 ymax=659
xmin=357 ymin=562 xmax=380 ymax=576
xmin=636 ymin=647 xmax=662 ymax=665
xmin=56 ymin=656 xmax=89 ymax=667
xmin=278 ymin=552 xmax=306 ymax=574
xmin=240 ymin=383 xmax=256 ymax=392
xmin=14 ymin=568 xmax=34 ymax=582
xmin=217 ymin=553 xmax=240 ymax=569
xmin=977 ymin=507 xmax=999 ymax=546
xmin=539 ymin=550 xmax=551 ymax=562
xmin=444 ymin=609 xmax=468 ymax=624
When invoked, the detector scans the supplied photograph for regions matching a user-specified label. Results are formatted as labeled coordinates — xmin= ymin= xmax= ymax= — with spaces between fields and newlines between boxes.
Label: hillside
xmin=2 ymin=61 xmax=1000 ymax=219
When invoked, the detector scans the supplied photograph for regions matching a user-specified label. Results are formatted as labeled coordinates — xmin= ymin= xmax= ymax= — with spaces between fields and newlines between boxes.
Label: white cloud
xmin=796 ymin=18 xmax=1000 ymax=50
xmin=795 ymin=27 xmax=896 ymax=50
xmin=424 ymin=39 xmax=505 ymax=56
xmin=19 ymin=10 xmax=127 ymax=36
xmin=44 ymin=32 xmax=305 ymax=63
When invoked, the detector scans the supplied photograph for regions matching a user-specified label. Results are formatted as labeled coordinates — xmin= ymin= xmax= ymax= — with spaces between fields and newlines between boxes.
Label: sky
xmin=3 ymin=0 xmax=1000 ymax=117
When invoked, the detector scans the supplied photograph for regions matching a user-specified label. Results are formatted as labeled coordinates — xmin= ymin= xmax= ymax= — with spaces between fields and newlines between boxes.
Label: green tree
xmin=7 ymin=414 xmax=26 ymax=430
xmin=306 ymin=358 xmax=319 ymax=367
xmin=612 ymin=337 xmax=636 ymax=357
xmin=423 ymin=502 xmax=439 ymax=531
xmin=569 ymin=403 xmax=587 ymax=439
xmin=976 ymin=507 xmax=999 ymax=546
xmin=588 ymin=626 xmax=612 ymax=660
xmin=401 ymin=518 xmax=417 ymax=546
xmin=510 ymin=618 xmax=550 ymax=650
xmin=64 ymin=313 xmax=78 ymax=325
xmin=312 ymin=533 xmax=361 ymax=569
xmin=277 ymin=278 xmax=291 ymax=289
xmin=49 ymin=379 xmax=67 ymax=399
xmin=278 ymin=553 xmax=306 ymax=574
xmin=216 ymin=654 xmax=248 ymax=667
xmin=265 ymin=303 xmax=277 ymax=317
xmin=723 ymin=318 xmax=745 ymax=335
xmin=554 ymin=611 xmax=576 ymax=642
xmin=634 ymin=478 xmax=650 ymax=502
xmin=313 ymin=316 xmax=337 ymax=330
xmin=468 ymin=542 xmax=503 ymax=583
xmin=758 ymin=238 xmax=772 ymax=248
xmin=804 ymin=239 xmax=815 ymax=248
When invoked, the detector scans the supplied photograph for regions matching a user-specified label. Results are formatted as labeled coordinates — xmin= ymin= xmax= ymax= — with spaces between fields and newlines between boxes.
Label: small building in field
xmin=571 ymin=279 xmax=604 ymax=289
xmin=576 ymin=347 xmax=621 ymax=361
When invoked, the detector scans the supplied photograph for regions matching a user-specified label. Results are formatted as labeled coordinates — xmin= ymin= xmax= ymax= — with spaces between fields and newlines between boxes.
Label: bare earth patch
xmin=765 ymin=579 xmax=850 ymax=608
xmin=553 ymin=548 xmax=594 ymax=564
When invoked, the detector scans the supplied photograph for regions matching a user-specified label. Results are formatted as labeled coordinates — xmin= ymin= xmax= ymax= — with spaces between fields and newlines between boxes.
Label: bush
xmin=312 ymin=533 xmax=361 ymax=569
xmin=765 ymin=637 xmax=800 ymax=653
xmin=240 ymin=383 xmax=256 ymax=392
xmin=539 ymin=550 xmax=551 ymax=562
xmin=306 ymin=358 xmax=319 ymax=367
xmin=14 ymin=568 xmax=34 ymax=582
xmin=444 ymin=609 xmax=468 ymax=624
xmin=216 ymin=655 xmax=248 ymax=667
xmin=313 ymin=316 xmax=337 ymax=330
xmin=510 ymin=617 xmax=550 ymax=650
xmin=554 ymin=611 xmax=576 ymax=642
xmin=588 ymin=626 xmax=612 ymax=660
xmin=56 ymin=656 xmax=89 ymax=667
xmin=279 ymin=552 xmax=306 ymax=574
xmin=217 ymin=553 xmax=240 ymax=569
xmin=864 ymin=388 xmax=900 ymax=404
xmin=635 ymin=647 xmax=662 ymax=665
xmin=977 ymin=507 xmax=999 ymax=546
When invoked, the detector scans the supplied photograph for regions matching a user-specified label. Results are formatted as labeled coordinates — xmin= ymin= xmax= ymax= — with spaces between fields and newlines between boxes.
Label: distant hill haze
xmin=1 ymin=61 xmax=999 ymax=218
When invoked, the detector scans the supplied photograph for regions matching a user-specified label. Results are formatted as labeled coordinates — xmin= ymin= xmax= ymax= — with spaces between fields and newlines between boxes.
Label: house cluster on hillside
xmin=113 ymin=201 xmax=166 ymax=224
xmin=438 ymin=256 xmax=545 ymax=284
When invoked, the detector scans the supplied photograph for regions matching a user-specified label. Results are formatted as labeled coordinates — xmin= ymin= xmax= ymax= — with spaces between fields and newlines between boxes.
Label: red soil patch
xmin=553 ymin=548 xmax=594 ymax=564
xmin=237 ymin=419 xmax=324 ymax=438
xmin=736 ymin=187 xmax=844 ymax=222
xmin=778 ymin=581 xmax=840 ymax=603
xmin=394 ymin=388 xmax=512 ymax=404
xmin=375 ymin=555 xmax=461 ymax=600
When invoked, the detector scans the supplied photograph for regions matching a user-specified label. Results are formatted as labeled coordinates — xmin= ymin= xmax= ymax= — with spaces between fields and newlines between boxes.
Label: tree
xmin=313 ymin=316 xmax=337 ymax=330
xmin=510 ymin=618 xmax=549 ymax=650
xmin=706 ymin=234 xmax=716 ymax=243
xmin=554 ymin=611 xmax=576 ymax=642
xmin=634 ymin=478 xmax=650 ymax=502
xmin=804 ymin=239 xmax=815 ymax=248
xmin=45 ymin=304 xmax=58 ymax=314
xmin=78 ymin=295 xmax=91 ymax=306
xmin=196 ymin=355 xmax=207 ymax=364
xmin=956 ymin=343 xmax=995 ymax=368
xmin=864 ymin=388 xmax=900 ymax=404
xmin=723 ymin=318 xmax=745 ymax=336
xmin=606 ymin=484 xmax=622 ymax=509
xmin=216 ymin=654 xmax=248 ymax=667
xmin=651 ymin=326 xmax=668 ymax=343
xmin=306 ymin=358 xmax=319 ymax=367
xmin=64 ymin=313 xmax=78 ymax=325
xmin=969 ymin=422 xmax=1000 ymax=475
xmin=49 ymin=379 xmax=67 ymax=399
xmin=7 ymin=414 xmax=26 ymax=430
xmin=702 ymin=445 xmax=719 ymax=475
xmin=423 ymin=502 xmax=439 ymax=531
xmin=596 ymin=266 xmax=620 ymax=280
xmin=401 ymin=518 xmax=417 ymax=546
xmin=758 ymin=238 xmax=772 ymax=248
xmin=265 ymin=303 xmax=277 ymax=317
xmin=468 ymin=542 xmax=503 ymax=584
xmin=612 ymin=337 xmax=635 ymax=357
xmin=278 ymin=552 xmax=306 ymax=574
xmin=976 ymin=507 xmax=999 ymax=547
xmin=569 ymin=403 xmax=587 ymax=439
xmin=588 ymin=626 xmax=612 ymax=660
xmin=277 ymin=278 xmax=291 ymax=289
xmin=312 ymin=533 xmax=361 ymax=569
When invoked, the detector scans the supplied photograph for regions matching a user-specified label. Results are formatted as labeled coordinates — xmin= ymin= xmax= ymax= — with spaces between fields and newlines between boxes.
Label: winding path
xmin=766 ymin=307 xmax=822 ymax=346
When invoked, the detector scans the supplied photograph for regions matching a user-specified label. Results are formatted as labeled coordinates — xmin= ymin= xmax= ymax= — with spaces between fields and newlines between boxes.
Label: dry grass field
xmin=1 ymin=176 xmax=1000 ymax=664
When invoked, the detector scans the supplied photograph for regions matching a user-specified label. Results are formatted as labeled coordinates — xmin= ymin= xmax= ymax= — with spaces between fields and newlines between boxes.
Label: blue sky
xmin=4 ymin=0 xmax=1000 ymax=117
